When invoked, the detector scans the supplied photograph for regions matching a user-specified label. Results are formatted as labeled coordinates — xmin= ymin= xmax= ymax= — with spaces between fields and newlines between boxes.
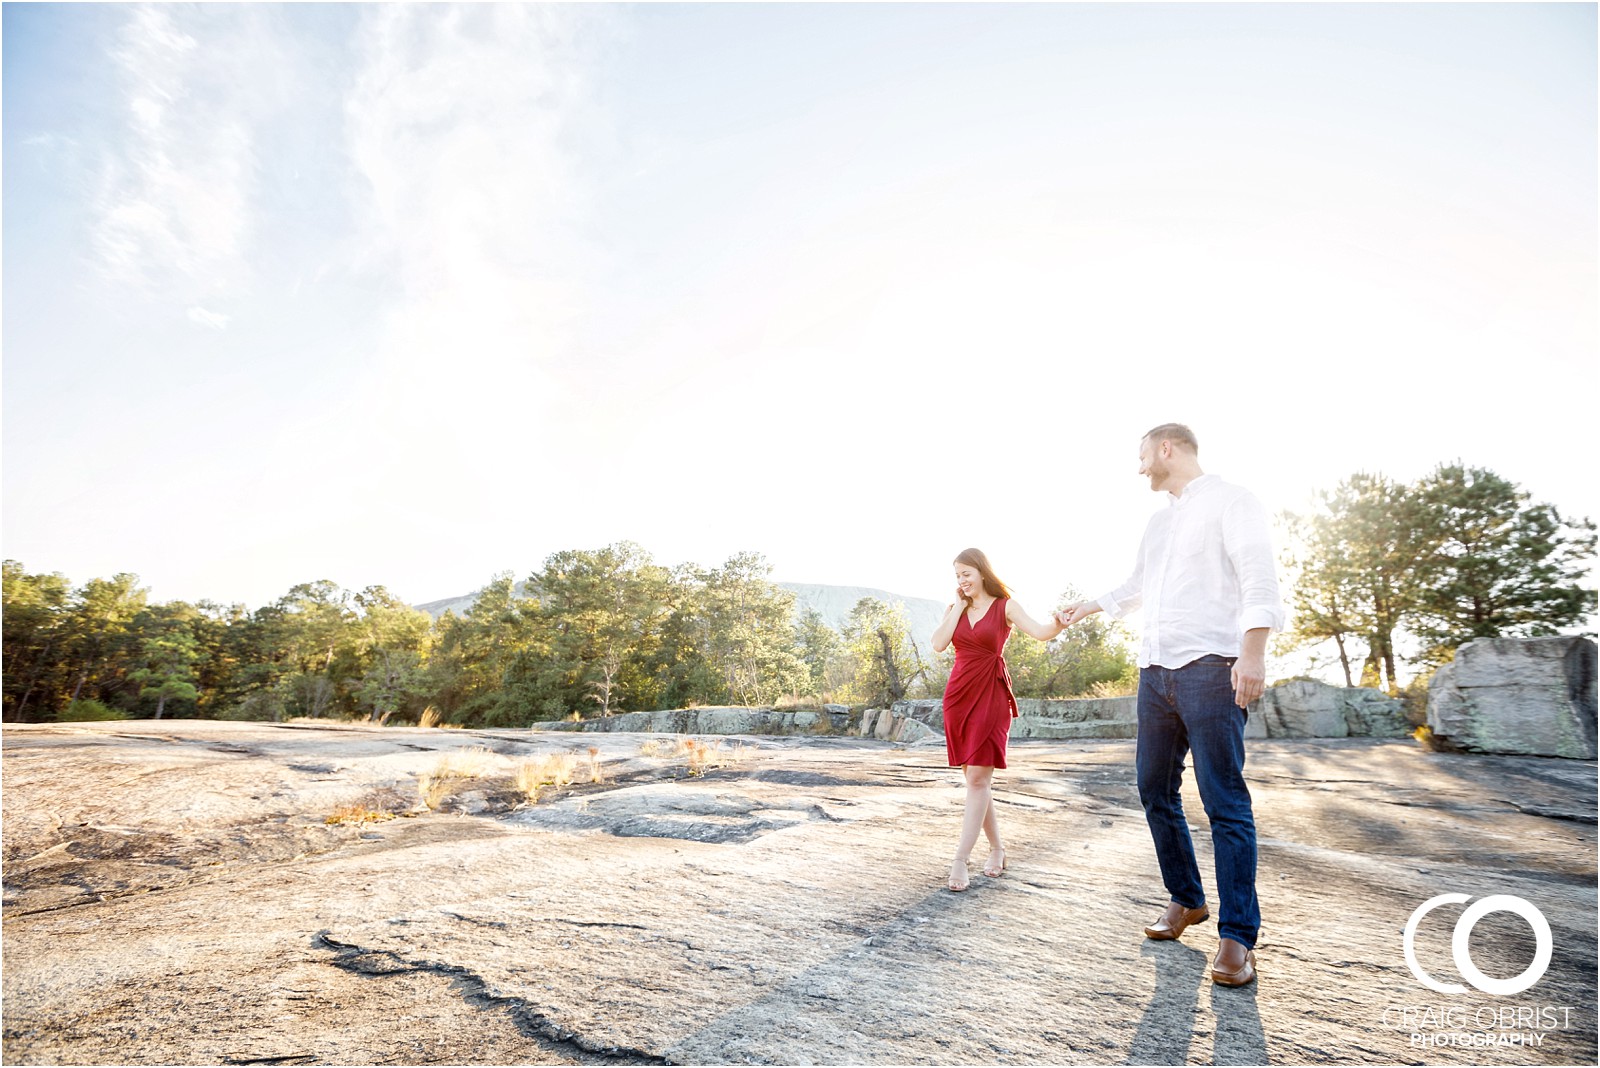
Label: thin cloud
xmin=90 ymin=5 xmax=262 ymax=312
xmin=186 ymin=306 xmax=230 ymax=330
xmin=341 ymin=5 xmax=616 ymax=486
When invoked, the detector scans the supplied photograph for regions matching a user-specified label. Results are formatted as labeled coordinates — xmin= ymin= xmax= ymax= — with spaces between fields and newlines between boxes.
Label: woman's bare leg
xmin=982 ymin=798 xmax=1006 ymax=877
xmin=950 ymin=765 xmax=996 ymax=890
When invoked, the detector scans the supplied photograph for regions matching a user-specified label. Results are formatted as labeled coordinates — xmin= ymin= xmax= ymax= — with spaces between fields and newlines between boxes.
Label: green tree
xmin=692 ymin=552 xmax=808 ymax=706
xmin=649 ymin=566 xmax=725 ymax=710
xmin=351 ymin=586 xmax=435 ymax=723
xmin=841 ymin=597 xmax=924 ymax=707
xmin=1281 ymin=473 xmax=1428 ymax=691
xmin=429 ymin=573 xmax=547 ymax=726
xmin=2 ymin=561 xmax=73 ymax=722
xmin=266 ymin=581 xmax=356 ymax=676
xmin=532 ymin=543 xmax=676 ymax=718
xmin=128 ymin=634 xmax=201 ymax=718
xmin=1409 ymin=464 xmax=1596 ymax=663
xmin=795 ymin=607 xmax=843 ymax=698
xmin=1003 ymin=589 xmax=1137 ymax=698
xmin=191 ymin=600 xmax=252 ymax=718
xmin=62 ymin=573 xmax=150 ymax=713
xmin=1279 ymin=509 xmax=1368 ymax=687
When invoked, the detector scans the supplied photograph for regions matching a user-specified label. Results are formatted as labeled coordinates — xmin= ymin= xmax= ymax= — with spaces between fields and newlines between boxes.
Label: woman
xmin=931 ymin=548 xmax=1063 ymax=892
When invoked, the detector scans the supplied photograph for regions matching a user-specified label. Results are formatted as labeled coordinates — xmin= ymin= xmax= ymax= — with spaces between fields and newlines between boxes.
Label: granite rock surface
xmin=3 ymin=720 xmax=1595 ymax=1066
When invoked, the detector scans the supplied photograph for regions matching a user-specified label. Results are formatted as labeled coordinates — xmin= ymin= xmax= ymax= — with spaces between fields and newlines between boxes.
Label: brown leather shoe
xmin=1211 ymin=938 xmax=1257 ymax=986
xmin=1143 ymin=901 xmax=1211 ymax=940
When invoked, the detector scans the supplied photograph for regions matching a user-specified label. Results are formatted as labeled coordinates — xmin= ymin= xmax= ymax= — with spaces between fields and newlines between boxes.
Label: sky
xmin=3 ymin=3 xmax=1596 ymax=674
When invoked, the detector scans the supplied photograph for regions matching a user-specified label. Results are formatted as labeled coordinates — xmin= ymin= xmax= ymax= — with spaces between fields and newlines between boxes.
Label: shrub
xmin=59 ymin=699 xmax=125 ymax=722
xmin=219 ymin=689 xmax=287 ymax=722
xmin=1398 ymin=671 xmax=1436 ymax=728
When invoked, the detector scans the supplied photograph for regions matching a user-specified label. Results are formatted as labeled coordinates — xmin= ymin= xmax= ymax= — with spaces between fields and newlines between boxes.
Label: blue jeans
xmin=1136 ymin=655 xmax=1259 ymax=949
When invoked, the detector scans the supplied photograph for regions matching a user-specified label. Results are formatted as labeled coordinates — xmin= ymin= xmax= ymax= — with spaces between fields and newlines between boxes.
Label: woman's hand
xmin=933 ymin=595 xmax=967 ymax=653
xmin=1055 ymin=601 xmax=1100 ymax=628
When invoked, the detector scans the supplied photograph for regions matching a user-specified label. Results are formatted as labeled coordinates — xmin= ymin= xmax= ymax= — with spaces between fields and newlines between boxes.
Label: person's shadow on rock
xmin=1126 ymin=940 xmax=1209 ymax=1065
xmin=1209 ymin=974 xmax=1267 ymax=1066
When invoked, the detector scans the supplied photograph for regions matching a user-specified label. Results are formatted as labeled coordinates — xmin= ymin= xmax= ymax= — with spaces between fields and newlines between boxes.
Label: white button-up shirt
xmin=1095 ymin=474 xmax=1285 ymax=670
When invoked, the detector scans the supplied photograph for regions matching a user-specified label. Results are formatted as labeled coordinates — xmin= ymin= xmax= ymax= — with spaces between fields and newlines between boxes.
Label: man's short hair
xmin=1142 ymin=422 xmax=1199 ymax=453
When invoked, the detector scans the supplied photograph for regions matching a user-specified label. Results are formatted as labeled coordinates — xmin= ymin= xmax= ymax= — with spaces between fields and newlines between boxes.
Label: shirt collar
xmin=1167 ymin=472 xmax=1219 ymax=506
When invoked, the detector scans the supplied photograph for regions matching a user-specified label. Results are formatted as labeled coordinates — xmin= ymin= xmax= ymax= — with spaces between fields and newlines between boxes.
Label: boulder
xmin=1426 ymin=636 xmax=1598 ymax=759
xmin=890 ymin=699 xmax=944 ymax=734
xmin=859 ymin=706 xmax=938 ymax=743
xmin=1249 ymin=680 xmax=1408 ymax=740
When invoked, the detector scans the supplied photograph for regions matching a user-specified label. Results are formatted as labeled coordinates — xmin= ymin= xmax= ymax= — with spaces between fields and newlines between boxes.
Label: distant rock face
xmin=879 ymin=697 xmax=1137 ymax=741
xmin=542 ymin=706 xmax=847 ymax=736
xmin=1012 ymin=697 xmax=1138 ymax=740
xmin=1426 ymin=636 xmax=1598 ymax=759
xmin=1246 ymin=680 xmax=1409 ymax=741
xmin=885 ymin=684 xmax=1407 ymax=745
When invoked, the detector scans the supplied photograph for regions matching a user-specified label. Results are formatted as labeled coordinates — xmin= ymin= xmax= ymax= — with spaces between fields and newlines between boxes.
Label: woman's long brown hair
xmin=953 ymin=547 xmax=1013 ymax=602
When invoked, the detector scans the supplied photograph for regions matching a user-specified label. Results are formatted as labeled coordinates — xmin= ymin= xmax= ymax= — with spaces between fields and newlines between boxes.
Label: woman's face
xmin=954 ymin=563 xmax=982 ymax=601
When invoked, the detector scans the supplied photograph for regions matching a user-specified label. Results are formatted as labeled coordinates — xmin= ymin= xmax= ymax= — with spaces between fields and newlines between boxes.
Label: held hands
xmin=1054 ymin=601 xmax=1099 ymax=628
xmin=1231 ymin=653 xmax=1266 ymax=709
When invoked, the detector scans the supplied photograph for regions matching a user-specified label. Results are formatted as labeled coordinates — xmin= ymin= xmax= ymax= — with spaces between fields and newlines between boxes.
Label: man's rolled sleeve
xmin=1097 ymin=588 xmax=1139 ymax=619
xmin=1239 ymin=604 xmax=1283 ymax=633
xmin=1225 ymin=493 xmax=1285 ymax=635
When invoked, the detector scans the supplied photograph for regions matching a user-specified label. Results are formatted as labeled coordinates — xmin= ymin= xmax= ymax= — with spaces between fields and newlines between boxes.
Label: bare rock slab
xmin=2 ymin=721 xmax=1595 ymax=1065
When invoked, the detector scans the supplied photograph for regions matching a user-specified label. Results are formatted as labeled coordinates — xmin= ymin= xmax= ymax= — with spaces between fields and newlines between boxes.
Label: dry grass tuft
xmin=638 ymin=736 xmax=750 ymax=776
xmin=437 ymin=746 xmax=499 ymax=778
xmin=680 ymin=737 xmax=711 ymax=776
xmin=418 ymin=775 xmax=452 ymax=811
xmin=678 ymin=737 xmax=751 ymax=776
xmin=326 ymin=803 xmax=397 ymax=826
xmin=513 ymin=752 xmax=577 ymax=803
xmin=418 ymin=706 xmax=444 ymax=729
xmin=418 ymin=746 xmax=501 ymax=809
xmin=327 ymin=788 xmax=410 ymax=825
xmin=586 ymin=746 xmax=603 ymax=784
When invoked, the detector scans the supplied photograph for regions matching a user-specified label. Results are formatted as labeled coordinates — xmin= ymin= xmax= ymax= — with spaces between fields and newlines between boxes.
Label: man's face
xmin=1138 ymin=436 xmax=1172 ymax=493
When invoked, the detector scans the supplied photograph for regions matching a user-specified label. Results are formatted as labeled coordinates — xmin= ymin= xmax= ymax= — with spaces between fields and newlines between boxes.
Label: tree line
xmin=8 ymin=460 xmax=1585 ymax=725
xmin=1279 ymin=462 xmax=1595 ymax=690
xmin=1 ymin=545 xmax=1135 ymax=726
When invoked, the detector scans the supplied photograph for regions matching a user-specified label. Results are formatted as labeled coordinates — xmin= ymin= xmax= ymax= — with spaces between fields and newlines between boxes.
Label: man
xmin=1057 ymin=423 xmax=1283 ymax=987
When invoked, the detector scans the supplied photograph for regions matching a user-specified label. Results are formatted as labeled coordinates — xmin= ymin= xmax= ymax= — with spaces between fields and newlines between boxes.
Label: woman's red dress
xmin=943 ymin=597 xmax=1018 ymax=769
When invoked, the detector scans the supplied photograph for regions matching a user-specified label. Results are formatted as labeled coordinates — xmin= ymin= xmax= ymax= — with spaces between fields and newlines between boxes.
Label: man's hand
xmin=1231 ymin=652 xmax=1266 ymax=709
xmin=1055 ymin=601 xmax=1099 ymax=628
